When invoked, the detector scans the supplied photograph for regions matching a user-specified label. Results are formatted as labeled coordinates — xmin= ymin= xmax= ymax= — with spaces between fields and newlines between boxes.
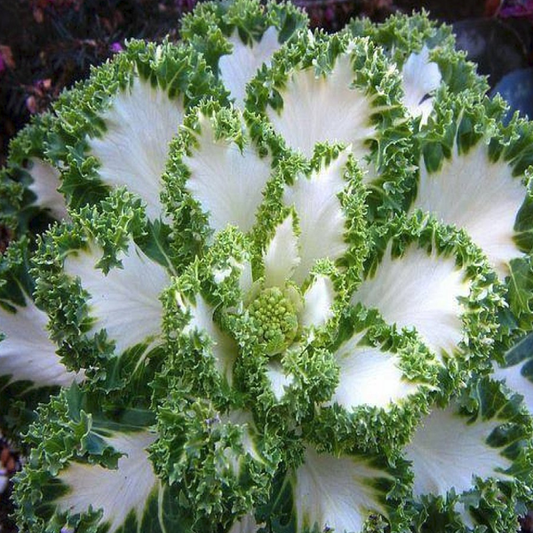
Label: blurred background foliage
xmin=0 ymin=0 xmax=532 ymax=531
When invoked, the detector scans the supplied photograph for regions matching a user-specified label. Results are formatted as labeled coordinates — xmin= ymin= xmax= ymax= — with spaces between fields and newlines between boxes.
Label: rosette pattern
xmin=0 ymin=1 xmax=533 ymax=533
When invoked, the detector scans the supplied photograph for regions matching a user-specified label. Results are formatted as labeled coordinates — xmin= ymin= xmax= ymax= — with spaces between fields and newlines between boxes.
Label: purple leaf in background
xmin=0 ymin=46 xmax=15 ymax=75
xmin=110 ymin=42 xmax=123 ymax=53
xmin=500 ymin=0 xmax=533 ymax=18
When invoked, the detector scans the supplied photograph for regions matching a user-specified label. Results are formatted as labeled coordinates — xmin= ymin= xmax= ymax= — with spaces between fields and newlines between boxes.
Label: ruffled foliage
xmin=0 ymin=1 xmax=532 ymax=532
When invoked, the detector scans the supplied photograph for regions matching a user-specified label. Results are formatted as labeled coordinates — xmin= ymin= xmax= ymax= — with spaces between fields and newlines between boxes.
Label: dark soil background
xmin=1 ymin=0 xmax=533 ymax=532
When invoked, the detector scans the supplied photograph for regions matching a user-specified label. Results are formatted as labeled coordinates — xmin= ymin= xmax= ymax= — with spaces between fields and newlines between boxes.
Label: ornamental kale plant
xmin=0 ymin=1 xmax=533 ymax=532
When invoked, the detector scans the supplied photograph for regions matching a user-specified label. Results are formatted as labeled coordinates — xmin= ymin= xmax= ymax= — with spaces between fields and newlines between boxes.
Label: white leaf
xmin=267 ymin=54 xmax=376 ymax=159
xmin=184 ymin=115 xmax=272 ymax=234
xmin=27 ymin=158 xmax=69 ymax=220
xmin=412 ymin=144 xmax=527 ymax=279
xmin=284 ymin=149 xmax=350 ymax=284
xmin=88 ymin=79 xmax=183 ymax=220
xmin=401 ymin=46 xmax=442 ymax=124
xmin=0 ymin=299 xmax=81 ymax=387
xmin=299 ymin=275 xmax=335 ymax=329
xmin=330 ymin=331 xmax=417 ymax=409
xmin=405 ymin=405 xmax=512 ymax=498
xmin=219 ymin=27 xmax=281 ymax=107
xmin=263 ymin=214 xmax=300 ymax=287
xmin=352 ymin=245 xmax=470 ymax=358
xmin=64 ymin=241 xmax=170 ymax=355
xmin=266 ymin=359 xmax=293 ymax=401
xmin=293 ymin=446 xmax=391 ymax=533
xmin=57 ymin=431 xmax=158 ymax=533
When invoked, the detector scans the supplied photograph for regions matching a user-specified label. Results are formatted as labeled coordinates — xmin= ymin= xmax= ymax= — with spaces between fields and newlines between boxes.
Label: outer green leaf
xmin=305 ymin=304 xmax=438 ymax=454
xmin=492 ymin=333 xmax=533 ymax=416
xmin=246 ymin=29 xmax=415 ymax=219
xmin=32 ymin=191 xmax=172 ymax=390
xmin=49 ymin=39 xmax=225 ymax=216
xmin=352 ymin=213 xmax=505 ymax=385
xmin=0 ymin=115 xmax=68 ymax=237
xmin=0 ymin=239 xmax=82 ymax=439
xmin=287 ymin=446 xmax=412 ymax=533
xmin=349 ymin=11 xmax=487 ymax=104
xmin=406 ymin=377 xmax=533 ymax=533
xmin=14 ymin=386 xmax=191 ymax=533
xmin=180 ymin=0 xmax=307 ymax=105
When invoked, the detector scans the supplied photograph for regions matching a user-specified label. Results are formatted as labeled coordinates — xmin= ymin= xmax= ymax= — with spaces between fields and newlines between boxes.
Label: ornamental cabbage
xmin=0 ymin=1 xmax=533 ymax=533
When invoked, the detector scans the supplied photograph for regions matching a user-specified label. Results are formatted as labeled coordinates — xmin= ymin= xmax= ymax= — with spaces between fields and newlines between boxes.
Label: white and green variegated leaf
xmin=180 ymin=0 xmax=307 ymax=107
xmin=87 ymin=78 xmax=183 ymax=221
xmin=219 ymin=27 xmax=282 ymax=107
xmin=353 ymin=242 xmax=469 ymax=358
xmin=218 ymin=408 xmax=265 ymax=476
xmin=15 ymin=388 xmax=189 ymax=533
xmin=410 ymin=99 xmax=533 ymax=331
xmin=348 ymin=12 xmax=488 ymax=99
xmin=330 ymin=330 xmax=418 ymax=410
xmin=412 ymin=142 xmax=528 ymax=279
xmin=405 ymin=406 xmax=511 ymax=498
xmin=282 ymin=149 xmax=352 ymax=284
xmin=405 ymin=378 xmax=533 ymax=532
xmin=246 ymin=29 xmax=411 ymax=204
xmin=0 ymin=113 xmax=69 ymax=235
xmin=262 ymin=213 xmax=300 ymax=288
xmin=56 ymin=431 xmax=159 ymax=533
xmin=264 ymin=359 xmax=293 ymax=402
xmin=181 ymin=110 xmax=272 ymax=235
xmin=0 ymin=239 xmax=83 ymax=436
xmin=290 ymin=446 xmax=405 ymax=533
xmin=260 ymin=44 xmax=377 ymax=161
xmin=177 ymin=291 xmax=238 ymax=386
xmin=50 ymin=39 xmax=222 ymax=214
xmin=308 ymin=304 xmax=436 ymax=453
xmin=28 ymin=189 xmax=177 ymax=390
xmin=0 ymin=297 xmax=81 ymax=388
xmin=64 ymin=240 xmax=170 ymax=356
xmin=351 ymin=215 xmax=502 ymax=374
xmin=299 ymin=274 xmax=336 ymax=330
xmin=244 ymin=27 xmax=416 ymax=222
